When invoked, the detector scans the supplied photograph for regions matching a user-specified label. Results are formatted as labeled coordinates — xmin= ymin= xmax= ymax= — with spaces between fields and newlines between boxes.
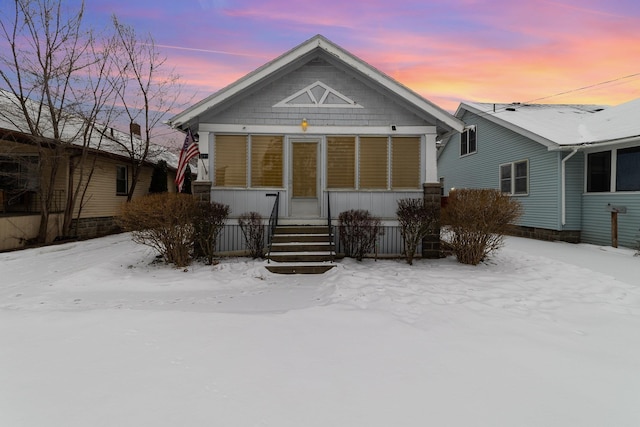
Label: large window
xmin=460 ymin=126 xmax=477 ymax=156
xmin=251 ymin=135 xmax=283 ymax=187
xmin=327 ymin=136 xmax=355 ymax=189
xmin=587 ymin=151 xmax=611 ymax=192
xmin=116 ymin=165 xmax=128 ymax=195
xmin=215 ymin=135 xmax=247 ymax=187
xmin=391 ymin=136 xmax=420 ymax=189
xmin=359 ymin=137 xmax=388 ymax=189
xmin=0 ymin=155 xmax=38 ymax=191
xmin=616 ymin=146 xmax=640 ymax=191
xmin=500 ymin=160 xmax=528 ymax=195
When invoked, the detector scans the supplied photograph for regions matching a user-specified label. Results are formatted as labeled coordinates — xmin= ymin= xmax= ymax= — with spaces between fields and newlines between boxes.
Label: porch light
xmin=301 ymin=118 xmax=308 ymax=132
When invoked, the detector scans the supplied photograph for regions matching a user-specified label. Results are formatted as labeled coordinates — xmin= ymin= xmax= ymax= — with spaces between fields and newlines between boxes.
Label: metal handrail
xmin=327 ymin=191 xmax=334 ymax=263
xmin=266 ymin=192 xmax=279 ymax=263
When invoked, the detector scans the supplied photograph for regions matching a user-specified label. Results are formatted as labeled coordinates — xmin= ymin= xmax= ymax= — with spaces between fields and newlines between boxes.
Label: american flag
xmin=175 ymin=129 xmax=200 ymax=192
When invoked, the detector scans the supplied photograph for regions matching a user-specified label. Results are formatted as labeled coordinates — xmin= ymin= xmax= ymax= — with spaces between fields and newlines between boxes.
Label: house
xmin=0 ymin=90 xmax=179 ymax=252
xmin=438 ymin=98 xmax=640 ymax=248
xmin=168 ymin=34 xmax=465 ymax=256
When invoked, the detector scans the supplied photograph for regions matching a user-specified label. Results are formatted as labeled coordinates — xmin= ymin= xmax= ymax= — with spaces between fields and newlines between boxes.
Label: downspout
xmin=561 ymin=149 xmax=578 ymax=226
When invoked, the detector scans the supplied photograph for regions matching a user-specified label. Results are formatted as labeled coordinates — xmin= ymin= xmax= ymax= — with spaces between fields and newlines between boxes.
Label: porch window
xmin=616 ymin=146 xmax=640 ymax=191
xmin=359 ymin=137 xmax=388 ymax=189
xmin=391 ymin=136 xmax=420 ymax=189
xmin=116 ymin=165 xmax=128 ymax=195
xmin=587 ymin=151 xmax=611 ymax=192
xmin=460 ymin=126 xmax=477 ymax=156
xmin=327 ymin=136 xmax=355 ymax=189
xmin=251 ymin=135 xmax=283 ymax=187
xmin=500 ymin=160 xmax=528 ymax=195
xmin=215 ymin=135 xmax=247 ymax=187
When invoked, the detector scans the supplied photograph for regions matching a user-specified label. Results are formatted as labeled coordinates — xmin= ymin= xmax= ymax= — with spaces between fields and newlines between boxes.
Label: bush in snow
xmin=238 ymin=212 xmax=265 ymax=259
xmin=442 ymin=188 xmax=522 ymax=265
xmin=193 ymin=201 xmax=230 ymax=265
xmin=396 ymin=198 xmax=438 ymax=265
xmin=118 ymin=193 xmax=197 ymax=267
xmin=338 ymin=209 xmax=382 ymax=261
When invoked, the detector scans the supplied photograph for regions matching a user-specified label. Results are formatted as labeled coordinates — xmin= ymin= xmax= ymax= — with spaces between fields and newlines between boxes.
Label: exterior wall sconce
xmin=301 ymin=118 xmax=308 ymax=132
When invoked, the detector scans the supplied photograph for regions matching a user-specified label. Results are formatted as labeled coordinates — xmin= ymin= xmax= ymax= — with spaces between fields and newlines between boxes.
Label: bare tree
xmin=108 ymin=16 xmax=183 ymax=201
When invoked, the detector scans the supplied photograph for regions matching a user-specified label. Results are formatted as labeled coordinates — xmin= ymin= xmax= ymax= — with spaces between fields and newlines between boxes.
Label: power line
xmin=523 ymin=72 xmax=640 ymax=104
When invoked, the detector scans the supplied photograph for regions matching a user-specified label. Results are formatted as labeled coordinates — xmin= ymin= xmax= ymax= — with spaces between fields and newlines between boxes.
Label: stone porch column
xmin=422 ymin=182 xmax=441 ymax=259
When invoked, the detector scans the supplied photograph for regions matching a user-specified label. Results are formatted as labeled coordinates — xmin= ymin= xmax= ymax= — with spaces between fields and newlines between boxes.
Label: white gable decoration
xmin=273 ymin=81 xmax=363 ymax=108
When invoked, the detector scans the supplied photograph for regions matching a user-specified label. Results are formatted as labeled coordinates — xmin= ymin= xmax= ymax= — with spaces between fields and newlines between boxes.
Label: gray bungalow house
xmin=438 ymin=98 xmax=640 ymax=248
xmin=169 ymin=35 xmax=465 ymax=255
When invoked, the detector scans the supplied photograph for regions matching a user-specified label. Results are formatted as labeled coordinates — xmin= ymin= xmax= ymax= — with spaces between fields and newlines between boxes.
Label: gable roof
xmin=457 ymin=98 xmax=640 ymax=150
xmin=0 ymin=88 xmax=178 ymax=168
xmin=168 ymin=34 xmax=465 ymax=135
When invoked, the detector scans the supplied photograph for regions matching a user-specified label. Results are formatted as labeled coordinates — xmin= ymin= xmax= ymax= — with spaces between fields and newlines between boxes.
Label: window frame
xmin=116 ymin=165 xmax=128 ymax=196
xmin=460 ymin=126 xmax=477 ymax=157
xmin=499 ymin=159 xmax=529 ymax=196
xmin=585 ymin=145 xmax=640 ymax=193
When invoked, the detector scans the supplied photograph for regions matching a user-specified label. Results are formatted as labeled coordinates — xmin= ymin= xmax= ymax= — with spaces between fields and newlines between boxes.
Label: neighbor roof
xmin=458 ymin=98 xmax=640 ymax=149
xmin=168 ymin=34 xmax=465 ymax=135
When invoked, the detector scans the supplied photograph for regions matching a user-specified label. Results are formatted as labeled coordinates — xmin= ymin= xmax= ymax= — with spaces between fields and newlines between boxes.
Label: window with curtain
xmin=616 ymin=146 xmax=640 ymax=191
xmin=251 ymin=135 xmax=283 ymax=188
xmin=327 ymin=136 xmax=355 ymax=189
xmin=391 ymin=136 xmax=420 ymax=189
xmin=359 ymin=137 xmax=388 ymax=189
xmin=215 ymin=135 xmax=247 ymax=187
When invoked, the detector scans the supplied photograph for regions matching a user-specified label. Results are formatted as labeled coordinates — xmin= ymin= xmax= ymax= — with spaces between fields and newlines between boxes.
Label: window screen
xmin=215 ymin=135 xmax=247 ymax=187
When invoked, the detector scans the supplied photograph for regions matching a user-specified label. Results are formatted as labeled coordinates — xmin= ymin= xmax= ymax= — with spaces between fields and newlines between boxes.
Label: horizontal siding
xmin=563 ymin=152 xmax=583 ymax=230
xmin=582 ymin=193 xmax=640 ymax=248
xmin=438 ymin=110 xmax=563 ymax=230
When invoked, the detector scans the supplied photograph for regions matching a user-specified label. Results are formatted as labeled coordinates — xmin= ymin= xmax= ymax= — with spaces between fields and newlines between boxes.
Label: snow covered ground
xmin=1 ymin=233 xmax=640 ymax=426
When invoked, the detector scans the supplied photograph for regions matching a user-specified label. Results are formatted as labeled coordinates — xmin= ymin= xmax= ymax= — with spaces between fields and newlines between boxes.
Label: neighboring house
xmin=168 ymin=34 xmax=465 ymax=255
xmin=438 ymin=98 xmax=640 ymax=248
xmin=0 ymin=91 xmax=179 ymax=251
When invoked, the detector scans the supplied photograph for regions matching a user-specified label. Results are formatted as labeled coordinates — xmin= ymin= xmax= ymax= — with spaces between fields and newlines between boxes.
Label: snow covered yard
xmin=1 ymin=233 xmax=640 ymax=427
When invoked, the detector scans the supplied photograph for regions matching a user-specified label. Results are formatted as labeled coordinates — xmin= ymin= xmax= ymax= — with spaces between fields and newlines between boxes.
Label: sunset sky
xmin=79 ymin=1 xmax=640 ymax=112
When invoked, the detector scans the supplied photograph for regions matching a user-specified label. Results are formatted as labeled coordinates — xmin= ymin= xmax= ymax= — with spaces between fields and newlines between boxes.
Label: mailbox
xmin=606 ymin=204 xmax=627 ymax=214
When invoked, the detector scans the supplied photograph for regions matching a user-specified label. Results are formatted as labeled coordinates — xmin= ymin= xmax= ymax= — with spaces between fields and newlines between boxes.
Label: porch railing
xmin=266 ymin=192 xmax=280 ymax=263
xmin=327 ymin=191 xmax=334 ymax=262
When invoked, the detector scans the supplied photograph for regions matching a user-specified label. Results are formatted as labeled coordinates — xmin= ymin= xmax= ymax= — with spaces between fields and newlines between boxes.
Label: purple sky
xmin=83 ymin=0 xmax=640 ymax=113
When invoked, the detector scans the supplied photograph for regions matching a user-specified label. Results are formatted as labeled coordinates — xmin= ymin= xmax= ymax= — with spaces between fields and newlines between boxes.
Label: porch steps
xmin=266 ymin=225 xmax=337 ymax=274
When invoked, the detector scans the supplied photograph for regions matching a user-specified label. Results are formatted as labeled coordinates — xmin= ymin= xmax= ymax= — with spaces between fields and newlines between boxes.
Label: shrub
xmin=238 ymin=212 xmax=265 ymax=259
xmin=442 ymin=188 xmax=522 ymax=265
xmin=338 ymin=209 xmax=382 ymax=261
xmin=193 ymin=201 xmax=230 ymax=265
xmin=118 ymin=193 xmax=197 ymax=267
xmin=396 ymin=198 xmax=438 ymax=265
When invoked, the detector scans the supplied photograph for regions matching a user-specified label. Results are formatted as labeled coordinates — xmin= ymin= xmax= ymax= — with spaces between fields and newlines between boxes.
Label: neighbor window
xmin=116 ymin=165 xmax=128 ymax=195
xmin=250 ymin=135 xmax=283 ymax=188
xmin=0 ymin=155 xmax=39 ymax=191
xmin=391 ymin=136 xmax=420 ymax=189
xmin=616 ymin=146 xmax=640 ymax=191
xmin=460 ymin=126 xmax=477 ymax=156
xmin=327 ymin=136 xmax=355 ymax=189
xmin=215 ymin=135 xmax=247 ymax=187
xmin=587 ymin=151 xmax=611 ymax=192
xmin=500 ymin=160 xmax=528 ymax=195
xmin=359 ymin=137 xmax=388 ymax=189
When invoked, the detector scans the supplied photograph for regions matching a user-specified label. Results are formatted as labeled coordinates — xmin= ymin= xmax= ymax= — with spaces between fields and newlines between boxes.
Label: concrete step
xmin=265 ymin=264 xmax=336 ymax=274
xmin=268 ymin=252 xmax=335 ymax=263
xmin=274 ymin=226 xmax=329 ymax=235
xmin=270 ymin=242 xmax=334 ymax=252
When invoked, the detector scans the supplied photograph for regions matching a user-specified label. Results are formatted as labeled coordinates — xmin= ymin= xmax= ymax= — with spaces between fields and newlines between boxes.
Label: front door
xmin=291 ymin=141 xmax=319 ymax=217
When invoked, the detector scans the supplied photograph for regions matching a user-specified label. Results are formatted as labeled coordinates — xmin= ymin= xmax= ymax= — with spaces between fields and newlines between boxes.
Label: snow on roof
xmin=459 ymin=98 xmax=640 ymax=148
xmin=0 ymin=88 xmax=179 ymax=168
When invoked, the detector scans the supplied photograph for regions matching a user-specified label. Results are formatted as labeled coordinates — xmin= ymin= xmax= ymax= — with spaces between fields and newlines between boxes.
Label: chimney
xmin=130 ymin=122 xmax=141 ymax=137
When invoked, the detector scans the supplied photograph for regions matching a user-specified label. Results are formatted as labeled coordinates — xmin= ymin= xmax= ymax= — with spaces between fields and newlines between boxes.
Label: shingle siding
xmin=205 ymin=59 xmax=425 ymax=127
